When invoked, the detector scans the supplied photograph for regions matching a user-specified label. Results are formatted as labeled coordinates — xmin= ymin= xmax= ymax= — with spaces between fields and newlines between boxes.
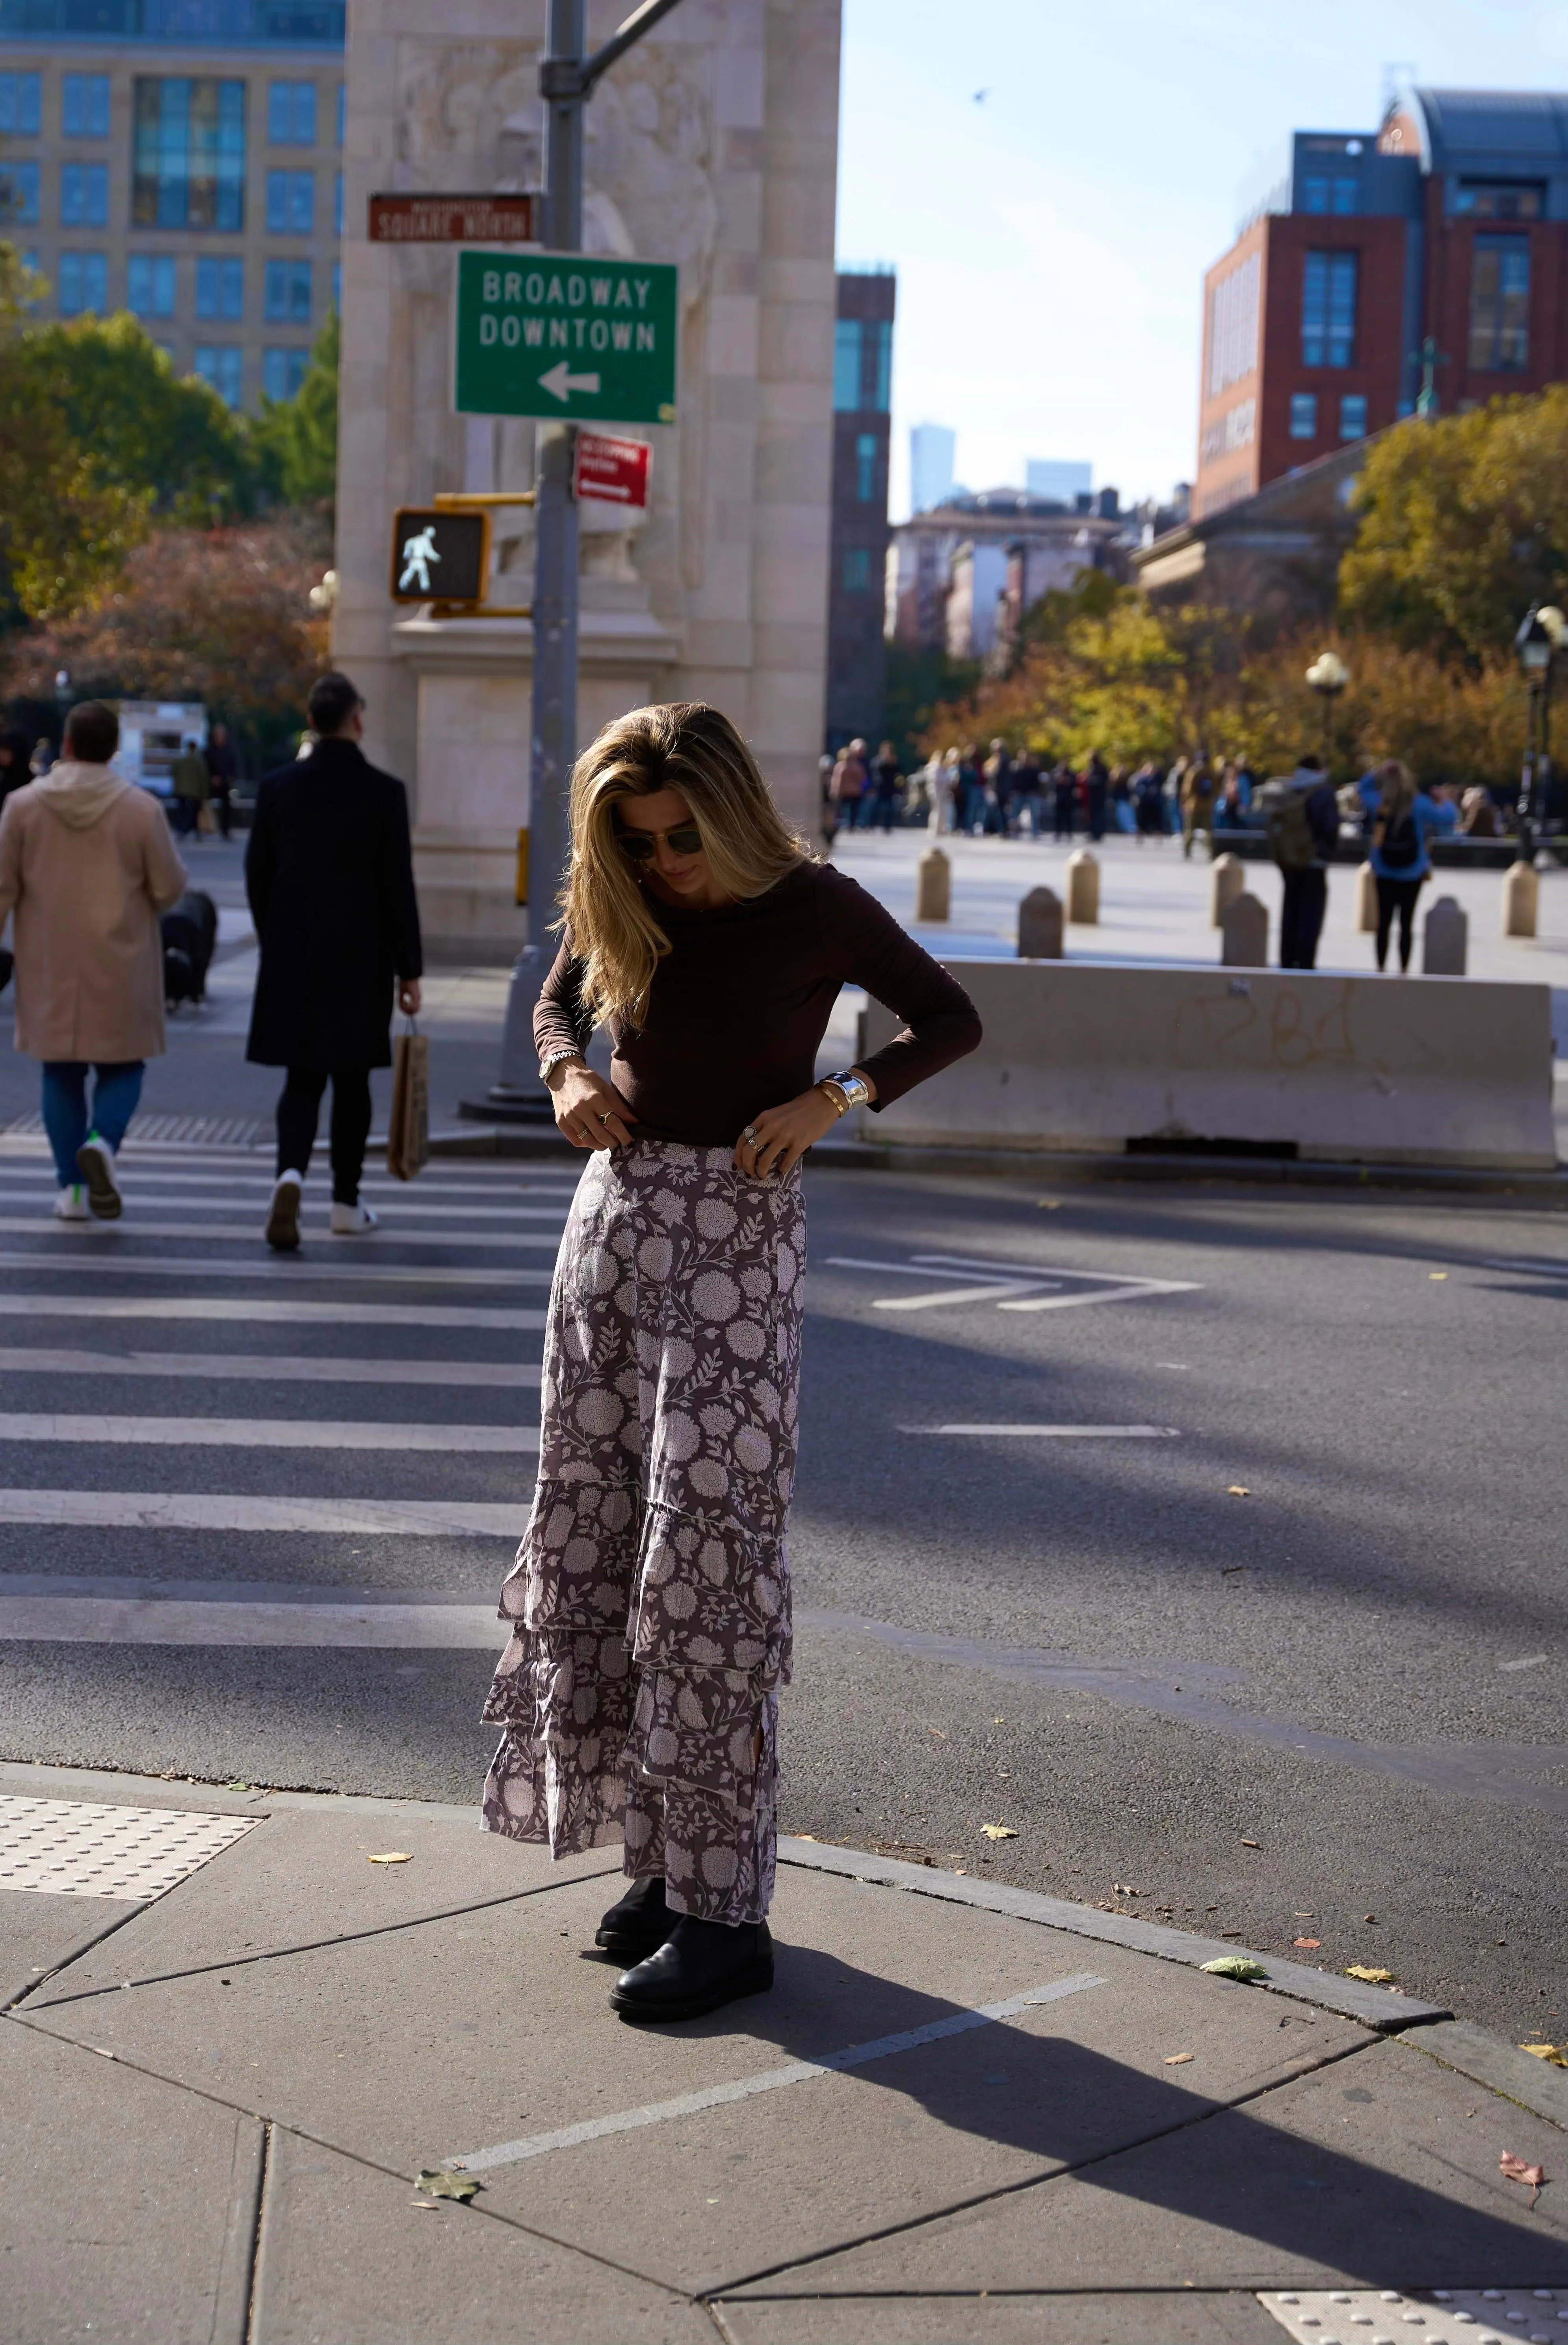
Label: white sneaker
xmin=265 ymin=1170 xmax=304 ymax=1252
xmin=75 ymin=1134 xmax=122 ymax=1220
xmin=330 ymin=1200 xmax=379 ymax=1235
xmin=53 ymin=1183 xmax=90 ymax=1222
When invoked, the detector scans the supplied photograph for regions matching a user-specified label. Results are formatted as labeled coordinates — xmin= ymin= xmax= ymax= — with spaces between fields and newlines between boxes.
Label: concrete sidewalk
xmin=2 ymin=1763 xmax=1564 ymax=2345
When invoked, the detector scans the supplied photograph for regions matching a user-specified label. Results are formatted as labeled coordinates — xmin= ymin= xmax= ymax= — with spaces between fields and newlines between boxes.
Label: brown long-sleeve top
xmin=534 ymin=859 xmax=982 ymax=1146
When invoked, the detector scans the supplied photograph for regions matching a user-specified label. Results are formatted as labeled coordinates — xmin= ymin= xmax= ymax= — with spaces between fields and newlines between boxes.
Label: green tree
xmin=0 ymin=247 xmax=149 ymax=619
xmin=882 ymin=643 xmax=982 ymax=766
xmin=1340 ymin=387 xmax=1568 ymax=662
xmin=251 ymin=307 xmax=338 ymax=515
xmin=17 ymin=309 xmax=258 ymax=523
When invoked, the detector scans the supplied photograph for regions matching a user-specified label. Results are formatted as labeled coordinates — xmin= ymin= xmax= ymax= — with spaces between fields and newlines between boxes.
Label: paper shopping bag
xmin=386 ymin=1023 xmax=429 ymax=1181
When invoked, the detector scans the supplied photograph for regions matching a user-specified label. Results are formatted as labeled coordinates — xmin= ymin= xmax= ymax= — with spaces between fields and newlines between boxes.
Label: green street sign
xmin=454 ymin=250 xmax=677 ymax=424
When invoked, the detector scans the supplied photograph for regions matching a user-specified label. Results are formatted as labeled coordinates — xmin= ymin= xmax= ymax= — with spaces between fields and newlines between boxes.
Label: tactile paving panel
xmin=0 ymin=1795 xmax=257 ymax=1900
xmin=1261 ymin=2287 xmax=1568 ymax=2345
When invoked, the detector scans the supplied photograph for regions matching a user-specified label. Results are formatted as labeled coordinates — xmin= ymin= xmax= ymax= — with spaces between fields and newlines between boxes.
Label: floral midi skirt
xmin=481 ymin=1142 xmax=804 ymax=1925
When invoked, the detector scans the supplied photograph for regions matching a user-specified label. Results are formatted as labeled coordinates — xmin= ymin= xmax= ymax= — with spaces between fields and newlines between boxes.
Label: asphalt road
xmin=0 ymin=1140 xmax=1561 ymax=2050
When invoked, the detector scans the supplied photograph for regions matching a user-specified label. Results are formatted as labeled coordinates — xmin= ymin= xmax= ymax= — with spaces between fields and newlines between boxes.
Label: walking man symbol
xmin=398 ymin=526 xmax=440 ymax=594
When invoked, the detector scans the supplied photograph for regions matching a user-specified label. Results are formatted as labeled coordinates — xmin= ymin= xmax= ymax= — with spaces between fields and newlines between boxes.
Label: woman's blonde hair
xmin=560 ymin=701 xmax=809 ymax=1027
xmin=1373 ymin=757 xmax=1416 ymax=823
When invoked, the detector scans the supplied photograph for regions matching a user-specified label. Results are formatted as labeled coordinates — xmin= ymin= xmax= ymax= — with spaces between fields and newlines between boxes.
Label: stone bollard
xmin=1221 ymin=891 xmax=1268 ymax=967
xmin=1017 ymin=885 xmax=1064 ymax=959
xmin=1065 ymin=848 xmax=1099 ymax=925
xmin=914 ymin=846 xmax=950 ymax=924
xmin=1356 ymin=860 xmax=1378 ymax=934
xmin=1503 ymin=859 xmax=1539 ymax=938
xmin=1422 ymin=894 xmax=1468 ymax=976
xmin=1209 ymin=852 xmax=1243 ymax=927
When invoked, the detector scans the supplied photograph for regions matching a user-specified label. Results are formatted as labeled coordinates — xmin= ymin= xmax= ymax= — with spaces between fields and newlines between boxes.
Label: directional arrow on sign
xmin=539 ymin=362 xmax=602 ymax=403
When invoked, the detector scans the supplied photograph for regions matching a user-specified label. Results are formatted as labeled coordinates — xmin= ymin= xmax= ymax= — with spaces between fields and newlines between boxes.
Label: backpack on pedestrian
xmin=1260 ymin=778 xmax=1315 ymax=873
xmin=1376 ymin=803 xmax=1420 ymax=869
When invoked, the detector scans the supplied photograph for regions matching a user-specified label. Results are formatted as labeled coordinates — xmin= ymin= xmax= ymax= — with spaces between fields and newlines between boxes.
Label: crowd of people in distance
xmin=824 ymin=736 xmax=1514 ymax=862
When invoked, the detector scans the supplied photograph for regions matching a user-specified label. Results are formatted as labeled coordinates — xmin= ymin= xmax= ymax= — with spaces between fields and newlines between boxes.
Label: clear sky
xmin=836 ymin=0 xmax=1568 ymax=517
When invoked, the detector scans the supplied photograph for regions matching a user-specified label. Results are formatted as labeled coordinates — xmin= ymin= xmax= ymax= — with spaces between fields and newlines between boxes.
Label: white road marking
xmin=0 ymin=1491 xmax=520 ymax=1534
xmin=0 ymin=1188 xmax=568 ymax=1224
xmin=444 ymin=1973 xmax=1107 ymax=2176
xmin=0 ymin=1595 xmax=505 ymax=1647
xmin=0 ymin=1296 xmax=545 ymax=1330
xmin=0 ymin=1414 xmax=538 ymax=1452
xmin=0 ymin=1254 xmax=552 ymax=1290
xmin=901 ymin=1424 xmax=1180 ymax=1439
xmin=1497 ymin=1653 xmax=1549 ymax=1672
xmin=825 ymin=1253 xmax=1200 ymax=1315
xmin=0 ymin=1348 xmax=541 ymax=1387
xmin=0 ymin=1217 xmax=560 ymax=1252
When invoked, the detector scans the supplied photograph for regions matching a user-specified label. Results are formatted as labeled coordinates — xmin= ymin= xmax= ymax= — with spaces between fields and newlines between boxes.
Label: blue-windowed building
xmin=0 ymin=0 xmax=342 ymax=407
xmin=1195 ymin=87 xmax=1568 ymax=519
xmin=826 ymin=266 xmax=895 ymax=752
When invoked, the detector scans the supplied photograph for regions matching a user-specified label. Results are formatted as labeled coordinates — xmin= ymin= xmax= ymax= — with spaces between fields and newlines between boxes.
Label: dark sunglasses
xmin=615 ymin=822 xmax=702 ymax=861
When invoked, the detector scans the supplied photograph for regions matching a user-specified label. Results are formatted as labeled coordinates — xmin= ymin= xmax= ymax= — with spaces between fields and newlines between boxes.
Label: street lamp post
xmin=1513 ymin=601 xmax=1566 ymax=865
xmin=1304 ymin=649 xmax=1350 ymax=770
xmin=489 ymin=0 xmax=691 ymax=1116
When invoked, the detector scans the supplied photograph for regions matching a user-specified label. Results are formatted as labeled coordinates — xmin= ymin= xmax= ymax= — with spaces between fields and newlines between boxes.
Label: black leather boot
xmin=595 ymin=1875 xmax=675 ymax=1963
xmin=610 ymin=1915 xmax=773 ymax=2023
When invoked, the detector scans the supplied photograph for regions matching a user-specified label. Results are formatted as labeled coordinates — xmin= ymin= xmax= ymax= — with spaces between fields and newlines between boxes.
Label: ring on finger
xmin=742 ymin=1123 xmax=759 ymax=1144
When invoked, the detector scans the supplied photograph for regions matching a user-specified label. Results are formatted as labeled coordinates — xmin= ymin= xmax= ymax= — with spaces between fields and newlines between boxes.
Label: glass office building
xmin=0 ymin=0 xmax=343 ymax=409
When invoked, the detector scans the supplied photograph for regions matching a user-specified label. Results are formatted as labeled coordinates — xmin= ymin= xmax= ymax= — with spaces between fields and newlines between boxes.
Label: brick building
xmin=0 ymin=0 xmax=343 ymax=413
xmin=1194 ymin=87 xmax=1568 ymax=521
xmin=825 ymin=266 xmax=894 ymax=751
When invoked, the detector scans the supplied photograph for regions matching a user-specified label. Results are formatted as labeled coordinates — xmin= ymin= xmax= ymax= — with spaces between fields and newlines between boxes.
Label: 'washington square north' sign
xmin=453 ymin=251 xmax=678 ymax=425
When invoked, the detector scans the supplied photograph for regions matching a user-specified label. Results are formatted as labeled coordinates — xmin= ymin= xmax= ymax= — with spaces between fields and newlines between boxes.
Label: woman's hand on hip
xmin=550 ymin=1061 xmax=637 ymax=1151
xmin=734 ymin=1085 xmax=843 ymax=1180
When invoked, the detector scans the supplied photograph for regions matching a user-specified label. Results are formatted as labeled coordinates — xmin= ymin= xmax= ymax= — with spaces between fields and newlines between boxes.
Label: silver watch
xmin=539 ymin=1047 xmax=585 ymax=1088
xmin=823 ymin=1068 xmax=871 ymax=1114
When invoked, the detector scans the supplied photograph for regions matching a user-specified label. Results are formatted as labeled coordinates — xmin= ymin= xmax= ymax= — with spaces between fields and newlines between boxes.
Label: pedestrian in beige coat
xmin=0 ymin=699 xmax=186 ymax=1222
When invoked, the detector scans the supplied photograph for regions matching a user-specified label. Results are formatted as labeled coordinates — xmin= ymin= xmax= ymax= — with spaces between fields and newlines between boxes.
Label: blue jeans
xmin=41 ymin=1061 xmax=143 ymax=1188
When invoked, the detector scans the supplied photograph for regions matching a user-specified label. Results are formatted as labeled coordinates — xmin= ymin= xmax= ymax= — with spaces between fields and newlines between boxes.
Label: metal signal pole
xmin=491 ymin=0 xmax=690 ymax=1111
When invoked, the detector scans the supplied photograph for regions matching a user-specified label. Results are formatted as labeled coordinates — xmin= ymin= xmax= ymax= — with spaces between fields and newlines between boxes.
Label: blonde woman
xmin=481 ymin=703 xmax=981 ymax=2023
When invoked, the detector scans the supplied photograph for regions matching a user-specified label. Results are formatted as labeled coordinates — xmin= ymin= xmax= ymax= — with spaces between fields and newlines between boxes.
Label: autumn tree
xmin=1340 ymin=388 xmax=1568 ymax=662
xmin=0 ymin=246 xmax=148 ymax=619
xmin=16 ymin=310 xmax=258 ymax=524
xmin=3 ymin=519 xmax=329 ymax=763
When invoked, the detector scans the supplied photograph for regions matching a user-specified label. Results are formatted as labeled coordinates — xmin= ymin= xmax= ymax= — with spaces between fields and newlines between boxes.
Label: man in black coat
xmin=245 ymin=671 xmax=422 ymax=1251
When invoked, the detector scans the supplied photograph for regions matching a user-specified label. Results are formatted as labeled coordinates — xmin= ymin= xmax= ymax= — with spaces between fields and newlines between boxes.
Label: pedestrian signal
xmin=389 ymin=508 xmax=490 ymax=606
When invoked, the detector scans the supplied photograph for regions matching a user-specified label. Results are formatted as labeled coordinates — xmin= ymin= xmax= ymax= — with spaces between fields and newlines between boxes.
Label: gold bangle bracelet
xmin=817 ymin=1079 xmax=849 ymax=1117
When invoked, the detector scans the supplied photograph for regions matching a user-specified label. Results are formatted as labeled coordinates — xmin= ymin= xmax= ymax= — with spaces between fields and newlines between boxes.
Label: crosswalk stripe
xmin=0 ymin=1348 xmax=541 ymax=1387
xmin=0 ymin=1593 xmax=504 ymax=1647
xmin=0 ymin=1415 xmax=539 ymax=1451
xmin=0 ymin=1253 xmax=553 ymax=1288
xmin=0 ymin=1188 xmax=569 ymax=1223
xmin=0 ymin=1491 xmax=520 ymax=1533
xmin=0 ymin=1296 xmax=545 ymax=1329
xmin=0 ymin=1217 xmax=562 ymax=1251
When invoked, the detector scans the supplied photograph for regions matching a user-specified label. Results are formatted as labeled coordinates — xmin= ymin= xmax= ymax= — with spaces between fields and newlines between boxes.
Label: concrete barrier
xmin=862 ymin=960 xmax=1556 ymax=1168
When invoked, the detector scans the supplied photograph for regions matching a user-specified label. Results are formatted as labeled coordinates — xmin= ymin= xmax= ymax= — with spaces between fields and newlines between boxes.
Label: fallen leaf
xmin=1201 ymin=1956 xmax=1269 ymax=1982
xmin=413 ymin=2169 xmax=479 ymax=2202
xmin=1429 ymin=1271 xmax=1448 ymax=1280
xmin=368 ymin=1852 xmax=412 ymax=1865
xmin=1240 ymin=1837 xmax=1260 ymax=1848
xmin=1345 ymin=1965 xmax=1397 ymax=1984
xmin=1293 ymin=1937 xmax=1322 ymax=1949
xmin=1522 ymin=2042 xmax=1568 ymax=2069
xmin=1227 ymin=1485 xmax=1250 ymax=1497
xmin=1499 ymin=2150 xmax=1547 ymax=2208
xmin=1037 ymin=1199 xmax=1062 ymax=1210
xmin=1164 ymin=2052 xmax=1195 ymax=2065
xmin=981 ymin=1824 xmax=1018 ymax=1841
xmin=926 ymin=1728 xmax=947 ymax=1741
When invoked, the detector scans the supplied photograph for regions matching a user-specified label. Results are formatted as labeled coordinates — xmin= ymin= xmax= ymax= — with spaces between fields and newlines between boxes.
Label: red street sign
xmin=369 ymin=193 xmax=541 ymax=244
xmin=574 ymin=431 xmax=651 ymax=508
